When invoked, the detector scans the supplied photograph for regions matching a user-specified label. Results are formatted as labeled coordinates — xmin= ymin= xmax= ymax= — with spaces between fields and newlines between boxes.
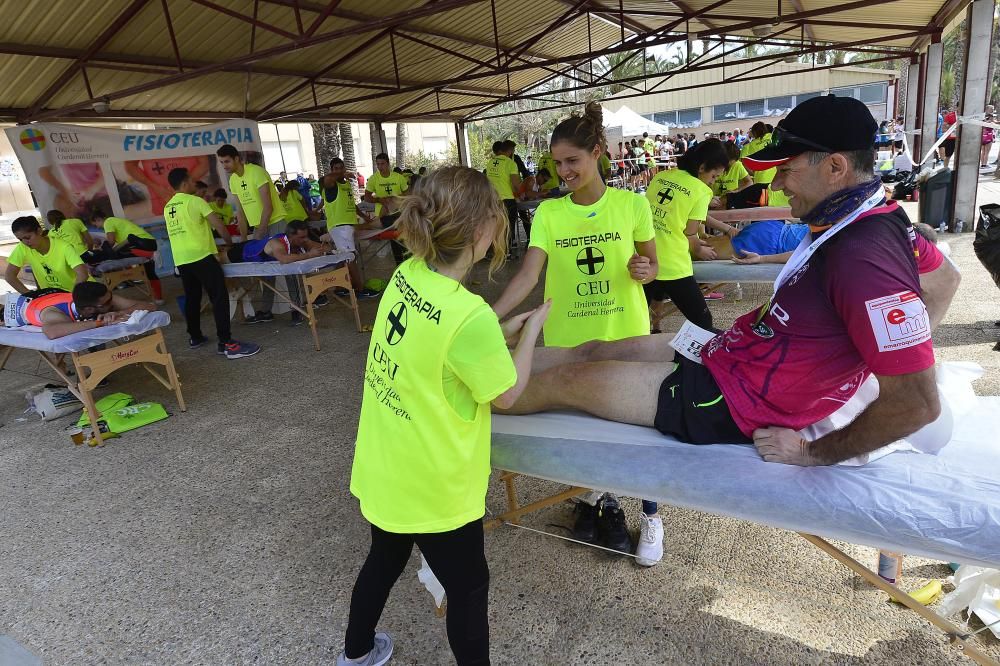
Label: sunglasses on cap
xmin=770 ymin=126 xmax=836 ymax=155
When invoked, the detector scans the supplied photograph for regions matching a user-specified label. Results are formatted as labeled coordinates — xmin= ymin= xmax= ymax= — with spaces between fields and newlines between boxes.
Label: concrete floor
xmin=2 ymin=191 xmax=999 ymax=664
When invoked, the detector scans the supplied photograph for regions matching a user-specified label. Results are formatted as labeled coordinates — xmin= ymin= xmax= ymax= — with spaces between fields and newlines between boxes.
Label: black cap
xmin=743 ymin=94 xmax=878 ymax=171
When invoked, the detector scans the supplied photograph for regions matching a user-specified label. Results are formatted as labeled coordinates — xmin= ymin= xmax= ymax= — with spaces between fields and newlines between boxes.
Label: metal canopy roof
xmin=0 ymin=0 xmax=971 ymax=124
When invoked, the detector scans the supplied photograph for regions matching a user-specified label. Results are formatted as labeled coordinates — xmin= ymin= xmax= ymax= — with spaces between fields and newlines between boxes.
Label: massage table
xmin=489 ymin=385 xmax=1000 ymax=665
xmin=222 ymin=252 xmax=360 ymax=351
xmin=91 ymin=257 xmax=154 ymax=298
xmin=0 ymin=312 xmax=184 ymax=445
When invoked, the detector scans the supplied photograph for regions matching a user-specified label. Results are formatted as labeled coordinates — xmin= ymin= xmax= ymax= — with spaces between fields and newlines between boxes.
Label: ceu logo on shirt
xmin=386 ymin=302 xmax=408 ymax=345
xmin=576 ymin=247 xmax=605 ymax=275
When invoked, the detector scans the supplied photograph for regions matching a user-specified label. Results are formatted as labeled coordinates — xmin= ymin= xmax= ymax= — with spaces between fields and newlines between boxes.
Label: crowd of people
xmin=2 ymin=94 xmax=974 ymax=666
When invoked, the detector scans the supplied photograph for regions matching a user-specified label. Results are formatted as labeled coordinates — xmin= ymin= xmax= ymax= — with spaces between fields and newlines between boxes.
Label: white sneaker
xmin=336 ymin=632 xmax=393 ymax=666
xmin=635 ymin=514 xmax=664 ymax=567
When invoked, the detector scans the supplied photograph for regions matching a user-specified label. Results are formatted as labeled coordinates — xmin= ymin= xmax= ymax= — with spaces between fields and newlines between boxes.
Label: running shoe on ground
xmin=705 ymin=292 xmax=724 ymax=300
xmin=597 ymin=494 xmax=633 ymax=554
xmin=244 ymin=311 xmax=274 ymax=324
xmin=336 ymin=632 xmax=393 ymax=666
xmin=572 ymin=501 xmax=599 ymax=545
xmin=314 ymin=295 xmax=329 ymax=307
xmin=635 ymin=513 xmax=664 ymax=567
xmin=218 ymin=340 xmax=261 ymax=359
xmin=290 ymin=313 xmax=306 ymax=327
xmin=189 ymin=335 xmax=208 ymax=349
xmin=333 ymin=287 xmax=350 ymax=297
xmin=356 ymin=288 xmax=380 ymax=300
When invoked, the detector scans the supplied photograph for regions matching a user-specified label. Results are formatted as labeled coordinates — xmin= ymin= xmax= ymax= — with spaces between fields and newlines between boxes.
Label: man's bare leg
xmin=529 ymin=334 xmax=674 ymax=375
xmin=496 ymin=360 xmax=676 ymax=427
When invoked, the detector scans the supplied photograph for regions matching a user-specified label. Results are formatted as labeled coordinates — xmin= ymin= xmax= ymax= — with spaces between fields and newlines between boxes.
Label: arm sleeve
xmin=445 ymin=304 xmax=517 ymax=403
xmin=195 ymin=197 xmax=214 ymax=218
xmin=735 ymin=163 xmax=749 ymax=180
xmin=632 ymin=195 xmax=655 ymax=243
xmin=70 ymin=219 xmax=87 ymax=235
xmin=8 ymin=244 xmax=25 ymax=268
xmin=689 ymin=190 xmax=711 ymax=222
xmin=62 ymin=243 xmax=83 ymax=269
xmin=826 ymin=226 xmax=935 ymax=376
xmin=364 ymin=177 xmax=375 ymax=194
xmin=398 ymin=175 xmax=408 ymax=193
xmin=913 ymin=233 xmax=944 ymax=274
xmin=527 ymin=205 xmax=550 ymax=252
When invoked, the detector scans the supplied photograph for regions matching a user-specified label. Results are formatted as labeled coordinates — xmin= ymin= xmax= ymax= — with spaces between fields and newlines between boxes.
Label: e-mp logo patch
xmin=385 ymin=301 xmax=408 ymax=345
xmin=576 ymin=246 xmax=605 ymax=275
xmin=865 ymin=290 xmax=930 ymax=352
xmin=19 ymin=128 xmax=46 ymax=151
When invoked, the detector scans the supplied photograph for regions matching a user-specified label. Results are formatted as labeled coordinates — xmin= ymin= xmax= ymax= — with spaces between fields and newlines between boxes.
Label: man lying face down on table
xmin=496 ymin=95 xmax=962 ymax=466
xmin=3 ymin=282 xmax=157 ymax=339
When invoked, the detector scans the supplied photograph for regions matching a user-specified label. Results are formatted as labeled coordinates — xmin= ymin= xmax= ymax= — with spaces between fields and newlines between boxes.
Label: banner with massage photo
xmin=4 ymin=119 xmax=263 ymax=224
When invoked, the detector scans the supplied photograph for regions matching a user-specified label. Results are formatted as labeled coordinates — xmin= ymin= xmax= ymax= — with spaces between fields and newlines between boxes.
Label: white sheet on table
xmin=491 ymin=369 xmax=1000 ymax=567
xmin=692 ymin=260 xmax=782 ymax=284
xmin=222 ymin=252 xmax=352 ymax=277
xmin=0 ymin=311 xmax=171 ymax=353
xmin=92 ymin=257 xmax=148 ymax=275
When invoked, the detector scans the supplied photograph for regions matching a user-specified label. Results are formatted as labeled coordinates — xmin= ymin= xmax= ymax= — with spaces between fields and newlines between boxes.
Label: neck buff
xmin=801 ymin=178 xmax=885 ymax=232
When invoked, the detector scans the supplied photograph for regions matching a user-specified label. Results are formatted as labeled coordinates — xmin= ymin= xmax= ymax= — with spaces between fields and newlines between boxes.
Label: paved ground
xmin=1 ymin=188 xmax=999 ymax=664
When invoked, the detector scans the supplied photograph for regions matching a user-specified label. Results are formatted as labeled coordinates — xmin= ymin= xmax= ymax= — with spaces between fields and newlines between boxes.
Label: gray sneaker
xmin=336 ymin=632 xmax=393 ymax=666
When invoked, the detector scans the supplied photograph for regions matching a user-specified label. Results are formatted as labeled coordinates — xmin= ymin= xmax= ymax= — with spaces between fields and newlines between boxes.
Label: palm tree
xmin=311 ymin=123 xmax=340 ymax=177
xmin=339 ymin=122 xmax=360 ymax=195
xmin=395 ymin=123 xmax=407 ymax=168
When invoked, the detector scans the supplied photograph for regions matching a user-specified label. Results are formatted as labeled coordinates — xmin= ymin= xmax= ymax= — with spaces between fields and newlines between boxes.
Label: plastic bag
xmin=974 ymin=203 xmax=1000 ymax=290
xmin=939 ymin=566 xmax=1000 ymax=639
xmin=416 ymin=554 xmax=445 ymax=609
xmin=77 ymin=393 xmax=133 ymax=428
xmin=27 ymin=384 xmax=82 ymax=421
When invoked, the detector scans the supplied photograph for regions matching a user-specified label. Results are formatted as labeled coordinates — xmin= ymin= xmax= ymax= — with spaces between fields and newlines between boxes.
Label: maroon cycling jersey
xmin=703 ymin=203 xmax=935 ymax=436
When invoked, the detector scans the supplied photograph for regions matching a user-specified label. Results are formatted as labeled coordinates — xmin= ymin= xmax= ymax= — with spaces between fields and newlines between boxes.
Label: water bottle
xmin=937 ymin=221 xmax=946 ymax=233
xmin=877 ymin=549 xmax=903 ymax=584
xmin=955 ymin=219 xmax=964 ymax=234
xmin=734 ymin=283 xmax=744 ymax=301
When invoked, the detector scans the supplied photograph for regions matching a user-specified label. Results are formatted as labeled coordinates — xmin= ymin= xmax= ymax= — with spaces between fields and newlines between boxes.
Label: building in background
xmin=604 ymin=61 xmax=897 ymax=138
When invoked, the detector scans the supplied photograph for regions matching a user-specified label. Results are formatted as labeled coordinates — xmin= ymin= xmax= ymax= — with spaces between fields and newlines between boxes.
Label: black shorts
xmin=654 ymin=356 xmax=750 ymax=444
xmin=637 ymin=163 xmax=648 ymax=172
xmin=943 ymin=137 xmax=956 ymax=157
xmin=893 ymin=140 xmax=903 ymax=149
xmin=226 ymin=242 xmax=246 ymax=264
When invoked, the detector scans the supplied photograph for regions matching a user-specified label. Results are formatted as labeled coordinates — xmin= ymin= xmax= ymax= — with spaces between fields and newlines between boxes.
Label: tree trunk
xmin=953 ymin=19 xmax=967 ymax=107
xmin=311 ymin=123 xmax=341 ymax=177
xmin=369 ymin=123 xmax=382 ymax=164
xmin=339 ymin=122 xmax=360 ymax=196
xmin=395 ymin=123 xmax=407 ymax=167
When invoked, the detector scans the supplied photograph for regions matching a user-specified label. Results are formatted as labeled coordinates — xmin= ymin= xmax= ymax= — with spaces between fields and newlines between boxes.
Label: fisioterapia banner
xmin=5 ymin=120 xmax=262 ymax=223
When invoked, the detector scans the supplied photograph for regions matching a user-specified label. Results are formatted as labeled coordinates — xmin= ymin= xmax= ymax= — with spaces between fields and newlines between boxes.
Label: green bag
xmin=364 ymin=278 xmax=388 ymax=293
xmin=77 ymin=393 xmax=133 ymax=428
xmin=103 ymin=402 xmax=169 ymax=433
xmin=77 ymin=393 xmax=169 ymax=433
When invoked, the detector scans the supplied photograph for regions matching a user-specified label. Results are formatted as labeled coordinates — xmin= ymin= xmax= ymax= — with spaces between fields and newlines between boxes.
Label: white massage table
xmin=490 ymin=396 xmax=1000 ymax=664
xmin=222 ymin=252 xmax=360 ymax=351
xmin=0 ymin=312 xmax=184 ymax=445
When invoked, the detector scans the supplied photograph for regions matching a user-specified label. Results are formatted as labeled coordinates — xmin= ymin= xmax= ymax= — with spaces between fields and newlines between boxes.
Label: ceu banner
xmin=4 ymin=120 xmax=262 ymax=223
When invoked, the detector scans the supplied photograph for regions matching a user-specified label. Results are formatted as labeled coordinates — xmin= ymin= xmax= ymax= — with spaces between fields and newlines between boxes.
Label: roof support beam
xmin=305 ymin=0 xmax=342 ymax=37
xmin=190 ymin=0 xmax=300 ymax=40
xmin=161 ymin=0 xmax=185 ymax=72
xmin=27 ymin=0 xmax=488 ymax=123
xmin=23 ymin=0 xmax=152 ymax=120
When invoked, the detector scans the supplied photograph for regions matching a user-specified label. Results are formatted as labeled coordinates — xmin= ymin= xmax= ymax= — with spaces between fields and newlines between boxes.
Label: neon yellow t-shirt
xmin=643 ymin=139 xmax=655 ymax=166
xmin=485 ymin=155 xmax=519 ymax=201
xmin=646 ymin=168 xmax=712 ymax=281
xmin=209 ymin=202 xmax=234 ymax=226
xmin=767 ymin=187 xmax=791 ymax=207
xmin=323 ymin=181 xmax=358 ymax=226
xmin=528 ymin=187 xmax=654 ymax=348
xmin=598 ymin=154 xmax=612 ymax=181
xmin=229 ymin=163 xmax=285 ymax=229
xmin=351 ymin=259 xmax=516 ymax=533
xmin=713 ymin=161 xmax=750 ymax=197
xmin=741 ymin=134 xmax=777 ymax=185
xmin=538 ymin=152 xmax=559 ymax=190
xmin=365 ymin=171 xmax=409 ymax=217
xmin=8 ymin=237 xmax=85 ymax=291
xmin=282 ymin=190 xmax=308 ymax=222
xmin=104 ymin=216 xmax=153 ymax=242
xmin=48 ymin=218 xmax=88 ymax=255
xmin=163 ymin=193 xmax=218 ymax=267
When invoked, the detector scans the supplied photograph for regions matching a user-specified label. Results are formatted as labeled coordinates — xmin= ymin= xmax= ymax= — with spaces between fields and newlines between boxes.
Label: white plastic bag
xmin=417 ymin=554 xmax=445 ymax=610
xmin=939 ymin=566 xmax=1000 ymax=639
xmin=26 ymin=384 xmax=82 ymax=421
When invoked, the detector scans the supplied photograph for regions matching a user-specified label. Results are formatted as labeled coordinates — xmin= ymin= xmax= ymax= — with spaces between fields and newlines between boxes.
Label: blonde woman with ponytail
xmin=341 ymin=166 xmax=549 ymax=666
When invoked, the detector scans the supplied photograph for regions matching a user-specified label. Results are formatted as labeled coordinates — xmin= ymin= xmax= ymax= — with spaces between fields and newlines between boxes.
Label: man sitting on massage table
xmin=225 ymin=220 xmax=331 ymax=327
xmin=2 ymin=282 xmax=156 ymax=339
xmin=498 ymin=96 xmax=962 ymax=467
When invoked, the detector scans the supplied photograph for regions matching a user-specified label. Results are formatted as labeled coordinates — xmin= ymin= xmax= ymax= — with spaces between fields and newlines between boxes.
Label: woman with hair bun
xmin=340 ymin=166 xmax=549 ymax=666
xmin=494 ymin=101 xmax=658 ymax=348
xmin=492 ymin=102 xmax=659 ymax=562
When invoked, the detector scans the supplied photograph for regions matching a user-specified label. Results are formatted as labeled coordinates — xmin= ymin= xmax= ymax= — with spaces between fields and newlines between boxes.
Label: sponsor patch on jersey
xmin=865 ymin=290 xmax=931 ymax=352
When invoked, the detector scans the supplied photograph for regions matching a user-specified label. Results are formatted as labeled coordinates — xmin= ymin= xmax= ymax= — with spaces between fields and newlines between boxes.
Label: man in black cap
xmin=496 ymin=95 xmax=956 ymax=468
